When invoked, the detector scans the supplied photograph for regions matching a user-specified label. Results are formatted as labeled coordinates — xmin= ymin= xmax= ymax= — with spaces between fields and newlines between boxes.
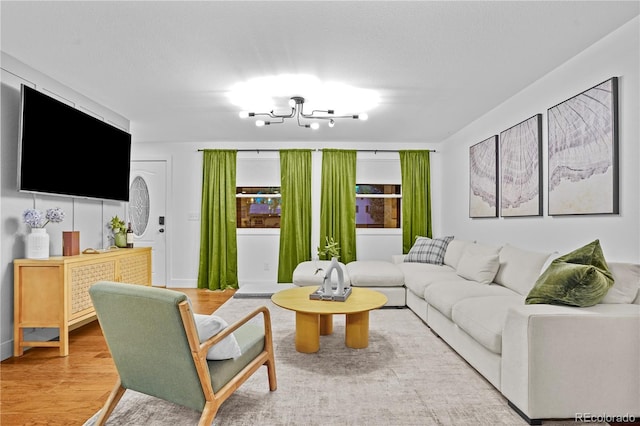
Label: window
xmin=236 ymin=187 xmax=281 ymax=228
xmin=356 ymin=184 xmax=401 ymax=228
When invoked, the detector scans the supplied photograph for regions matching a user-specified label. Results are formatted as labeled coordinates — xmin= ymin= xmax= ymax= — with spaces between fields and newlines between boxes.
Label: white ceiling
xmin=1 ymin=1 xmax=638 ymax=145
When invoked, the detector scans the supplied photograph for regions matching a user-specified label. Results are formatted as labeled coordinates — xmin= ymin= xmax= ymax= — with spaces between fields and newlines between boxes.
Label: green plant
xmin=109 ymin=215 xmax=126 ymax=234
xmin=317 ymin=236 xmax=340 ymax=259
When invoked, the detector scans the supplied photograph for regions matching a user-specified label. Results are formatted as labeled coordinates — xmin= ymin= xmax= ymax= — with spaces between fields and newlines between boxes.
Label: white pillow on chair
xmin=193 ymin=313 xmax=242 ymax=360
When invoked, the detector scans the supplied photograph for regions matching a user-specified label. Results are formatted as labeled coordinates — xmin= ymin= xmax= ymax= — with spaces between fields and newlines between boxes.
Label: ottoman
xmin=346 ymin=260 xmax=406 ymax=307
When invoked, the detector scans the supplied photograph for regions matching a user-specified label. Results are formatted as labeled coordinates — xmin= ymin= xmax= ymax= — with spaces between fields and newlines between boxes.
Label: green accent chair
xmin=89 ymin=281 xmax=277 ymax=425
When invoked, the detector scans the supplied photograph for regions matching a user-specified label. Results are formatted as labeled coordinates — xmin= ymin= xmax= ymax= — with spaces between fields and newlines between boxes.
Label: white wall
xmin=438 ymin=17 xmax=640 ymax=262
xmin=0 ymin=53 xmax=130 ymax=360
xmin=132 ymin=142 xmax=440 ymax=287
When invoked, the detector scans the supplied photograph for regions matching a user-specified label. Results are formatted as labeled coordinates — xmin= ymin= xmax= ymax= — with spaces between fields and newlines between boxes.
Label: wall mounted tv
xmin=18 ymin=84 xmax=131 ymax=202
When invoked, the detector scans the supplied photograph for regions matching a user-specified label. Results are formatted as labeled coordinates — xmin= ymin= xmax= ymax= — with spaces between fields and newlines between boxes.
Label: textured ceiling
xmin=1 ymin=1 xmax=638 ymax=144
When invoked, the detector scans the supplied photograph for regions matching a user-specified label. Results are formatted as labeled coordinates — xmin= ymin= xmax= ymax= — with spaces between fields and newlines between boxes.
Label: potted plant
xmin=109 ymin=215 xmax=127 ymax=248
xmin=23 ymin=207 xmax=65 ymax=259
xmin=317 ymin=236 xmax=340 ymax=260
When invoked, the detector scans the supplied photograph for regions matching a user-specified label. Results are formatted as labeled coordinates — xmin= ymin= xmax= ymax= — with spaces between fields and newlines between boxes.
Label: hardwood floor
xmin=0 ymin=288 xmax=235 ymax=426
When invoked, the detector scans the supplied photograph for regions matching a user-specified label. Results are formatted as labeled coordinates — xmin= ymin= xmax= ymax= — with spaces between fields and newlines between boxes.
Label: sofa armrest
xmin=501 ymin=304 xmax=640 ymax=421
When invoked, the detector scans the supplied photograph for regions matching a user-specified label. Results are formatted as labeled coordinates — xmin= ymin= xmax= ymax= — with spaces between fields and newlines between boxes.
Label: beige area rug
xmin=85 ymin=297 xmax=604 ymax=426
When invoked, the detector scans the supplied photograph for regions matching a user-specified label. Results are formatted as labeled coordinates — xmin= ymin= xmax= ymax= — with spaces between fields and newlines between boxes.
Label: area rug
xmin=84 ymin=297 xmax=603 ymax=426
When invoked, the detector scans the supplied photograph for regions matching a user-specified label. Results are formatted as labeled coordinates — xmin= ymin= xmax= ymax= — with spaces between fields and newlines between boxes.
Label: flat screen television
xmin=18 ymin=84 xmax=131 ymax=202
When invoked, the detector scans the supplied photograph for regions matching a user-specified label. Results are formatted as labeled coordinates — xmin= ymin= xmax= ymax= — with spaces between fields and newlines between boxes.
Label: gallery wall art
xmin=547 ymin=77 xmax=619 ymax=215
xmin=500 ymin=114 xmax=543 ymax=217
xmin=469 ymin=135 xmax=498 ymax=218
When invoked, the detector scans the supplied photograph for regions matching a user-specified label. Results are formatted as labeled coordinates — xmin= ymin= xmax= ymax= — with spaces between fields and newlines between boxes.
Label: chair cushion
xmin=208 ymin=323 xmax=265 ymax=393
xmin=494 ymin=244 xmax=553 ymax=296
xmin=526 ymin=239 xmax=614 ymax=307
xmin=425 ymin=280 xmax=516 ymax=320
xmin=452 ymin=295 xmax=524 ymax=354
xmin=292 ymin=260 xmax=350 ymax=286
xmin=404 ymin=235 xmax=454 ymax=265
xmin=346 ymin=261 xmax=404 ymax=287
xmin=193 ymin=313 xmax=241 ymax=360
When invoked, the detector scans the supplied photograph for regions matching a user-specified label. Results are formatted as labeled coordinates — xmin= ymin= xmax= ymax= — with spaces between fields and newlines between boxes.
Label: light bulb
xmin=239 ymin=111 xmax=249 ymax=119
xmin=288 ymin=98 xmax=296 ymax=108
xmin=328 ymin=119 xmax=335 ymax=128
xmin=310 ymin=122 xmax=320 ymax=130
xmin=358 ymin=113 xmax=369 ymax=121
xmin=256 ymin=120 xmax=266 ymax=127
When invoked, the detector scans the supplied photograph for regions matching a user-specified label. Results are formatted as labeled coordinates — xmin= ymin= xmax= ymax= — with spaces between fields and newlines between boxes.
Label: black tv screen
xmin=18 ymin=85 xmax=131 ymax=202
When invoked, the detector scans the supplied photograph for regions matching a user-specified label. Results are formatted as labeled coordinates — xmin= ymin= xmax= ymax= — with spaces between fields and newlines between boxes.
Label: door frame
xmin=130 ymin=154 xmax=172 ymax=287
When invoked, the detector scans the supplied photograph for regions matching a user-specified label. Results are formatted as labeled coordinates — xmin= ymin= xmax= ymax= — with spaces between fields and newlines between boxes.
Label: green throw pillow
xmin=525 ymin=240 xmax=614 ymax=307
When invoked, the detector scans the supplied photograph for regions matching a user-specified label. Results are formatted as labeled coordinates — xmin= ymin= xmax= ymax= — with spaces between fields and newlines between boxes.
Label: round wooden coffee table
xmin=271 ymin=286 xmax=387 ymax=353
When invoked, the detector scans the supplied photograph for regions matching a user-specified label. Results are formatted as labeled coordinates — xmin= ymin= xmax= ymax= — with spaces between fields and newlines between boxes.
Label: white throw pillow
xmin=456 ymin=251 xmax=500 ymax=285
xmin=193 ymin=313 xmax=242 ymax=360
xmin=493 ymin=244 xmax=554 ymax=296
xmin=443 ymin=239 xmax=474 ymax=269
xmin=601 ymin=262 xmax=640 ymax=304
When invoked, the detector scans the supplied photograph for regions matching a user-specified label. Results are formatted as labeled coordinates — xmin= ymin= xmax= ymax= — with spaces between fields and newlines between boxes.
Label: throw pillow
xmin=455 ymin=251 xmax=500 ymax=285
xmin=600 ymin=262 xmax=639 ymax=304
xmin=526 ymin=240 xmax=614 ymax=307
xmin=404 ymin=235 xmax=454 ymax=265
xmin=193 ymin=313 xmax=242 ymax=360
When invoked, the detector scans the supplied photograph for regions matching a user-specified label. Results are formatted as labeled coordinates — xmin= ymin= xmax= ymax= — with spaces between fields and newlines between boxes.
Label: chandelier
xmin=238 ymin=96 xmax=369 ymax=130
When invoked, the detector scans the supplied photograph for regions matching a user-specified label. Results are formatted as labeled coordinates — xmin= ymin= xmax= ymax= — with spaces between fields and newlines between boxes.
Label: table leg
xmin=345 ymin=310 xmax=370 ymax=349
xmin=319 ymin=314 xmax=333 ymax=335
xmin=295 ymin=311 xmax=320 ymax=353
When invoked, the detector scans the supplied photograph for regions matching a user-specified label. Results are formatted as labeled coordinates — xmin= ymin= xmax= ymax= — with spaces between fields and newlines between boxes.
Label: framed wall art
xmin=469 ymin=135 xmax=498 ymax=218
xmin=547 ymin=77 xmax=619 ymax=215
xmin=500 ymin=114 xmax=543 ymax=217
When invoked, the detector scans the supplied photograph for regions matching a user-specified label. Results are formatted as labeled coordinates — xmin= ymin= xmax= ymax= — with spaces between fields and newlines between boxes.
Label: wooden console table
xmin=13 ymin=247 xmax=152 ymax=357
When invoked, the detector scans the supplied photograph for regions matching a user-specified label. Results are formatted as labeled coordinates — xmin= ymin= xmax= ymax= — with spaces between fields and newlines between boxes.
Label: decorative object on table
xmin=126 ymin=222 xmax=134 ymax=248
xmin=311 ymin=237 xmax=351 ymax=301
xmin=62 ymin=231 xmax=80 ymax=256
xmin=109 ymin=215 xmax=127 ymax=248
xmin=548 ymin=77 xmax=619 ymax=215
xmin=469 ymin=135 xmax=498 ymax=218
xmin=500 ymin=114 xmax=543 ymax=217
xmin=23 ymin=207 xmax=65 ymax=259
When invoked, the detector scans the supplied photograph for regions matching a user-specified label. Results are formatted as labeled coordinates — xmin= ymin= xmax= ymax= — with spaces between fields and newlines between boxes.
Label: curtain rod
xmin=197 ymin=148 xmax=437 ymax=153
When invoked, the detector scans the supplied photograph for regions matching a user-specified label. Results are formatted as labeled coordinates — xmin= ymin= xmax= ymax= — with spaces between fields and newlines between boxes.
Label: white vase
xmin=322 ymin=256 xmax=345 ymax=295
xmin=26 ymin=228 xmax=49 ymax=259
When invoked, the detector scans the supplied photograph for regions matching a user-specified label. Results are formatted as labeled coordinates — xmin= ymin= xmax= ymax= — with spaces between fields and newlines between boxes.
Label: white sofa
xmin=294 ymin=240 xmax=640 ymax=424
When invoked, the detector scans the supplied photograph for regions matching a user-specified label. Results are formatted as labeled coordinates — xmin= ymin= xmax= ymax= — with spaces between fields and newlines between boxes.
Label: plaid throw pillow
xmin=404 ymin=236 xmax=454 ymax=265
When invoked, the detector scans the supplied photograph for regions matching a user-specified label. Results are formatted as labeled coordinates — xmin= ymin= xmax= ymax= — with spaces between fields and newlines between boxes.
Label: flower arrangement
xmin=317 ymin=236 xmax=340 ymax=259
xmin=23 ymin=208 xmax=65 ymax=228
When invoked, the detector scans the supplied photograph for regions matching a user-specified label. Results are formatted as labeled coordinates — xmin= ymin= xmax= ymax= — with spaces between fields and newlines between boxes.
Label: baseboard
xmin=507 ymin=400 xmax=542 ymax=425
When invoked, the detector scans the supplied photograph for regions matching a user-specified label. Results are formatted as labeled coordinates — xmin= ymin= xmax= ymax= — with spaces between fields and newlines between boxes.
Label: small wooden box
xmin=62 ymin=231 xmax=80 ymax=256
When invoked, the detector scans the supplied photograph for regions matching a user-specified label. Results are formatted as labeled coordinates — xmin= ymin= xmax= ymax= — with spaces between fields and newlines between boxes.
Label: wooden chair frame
xmin=95 ymin=304 xmax=277 ymax=426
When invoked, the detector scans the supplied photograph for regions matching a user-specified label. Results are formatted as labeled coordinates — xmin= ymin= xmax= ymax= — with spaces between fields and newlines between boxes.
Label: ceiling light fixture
xmin=239 ymin=96 xmax=369 ymax=130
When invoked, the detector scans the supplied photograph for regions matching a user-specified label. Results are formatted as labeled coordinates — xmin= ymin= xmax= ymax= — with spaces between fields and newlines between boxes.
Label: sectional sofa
xmin=292 ymin=239 xmax=640 ymax=425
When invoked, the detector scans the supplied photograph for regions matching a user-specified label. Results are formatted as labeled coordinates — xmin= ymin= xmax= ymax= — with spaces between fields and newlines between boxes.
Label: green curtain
xmin=400 ymin=150 xmax=432 ymax=254
xmin=277 ymin=149 xmax=312 ymax=283
xmin=197 ymin=150 xmax=238 ymax=290
xmin=319 ymin=149 xmax=357 ymax=263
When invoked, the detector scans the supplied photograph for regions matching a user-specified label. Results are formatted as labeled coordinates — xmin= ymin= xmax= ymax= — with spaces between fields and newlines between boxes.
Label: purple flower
xmin=23 ymin=207 xmax=65 ymax=228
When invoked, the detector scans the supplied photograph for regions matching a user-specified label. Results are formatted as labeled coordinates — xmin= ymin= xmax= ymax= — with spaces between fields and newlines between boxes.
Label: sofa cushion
xmin=404 ymin=235 xmax=454 ymax=265
xmin=526 ymin=239 xmax=614 ymax=307
xmin=346 ymin=260 xmax=404 ymax=287
xmin=601 ymin=262 xmax=640 ymax=304
xmin=425 ymin=280 xmax=517 ymax=320
xmin=452 ymin=295 xmax=524 ymax=354
xmin=399 ymin=264 xmax=458 ymax=298
xmin=292 ymin=260 xmax=350 ymax=287
xmin=494 ymin=244 xmax=553 ymax=296
xmin=456 ymin=252 xmax=500 ymax=285
xmin=443 ymin=239 xmax=474 ymax=269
